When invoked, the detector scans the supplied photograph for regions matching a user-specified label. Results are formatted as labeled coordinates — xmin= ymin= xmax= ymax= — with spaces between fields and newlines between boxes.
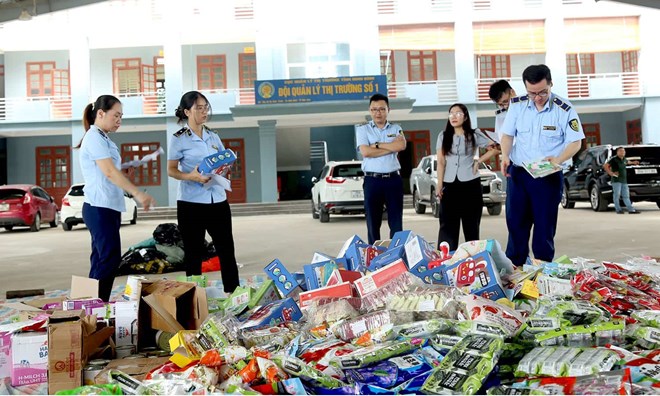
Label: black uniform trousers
xmin=177 ymin=200 xmax=240 ymax=294
xmin=363 ymin=175 xmax=404 ymax=245
xmin=505 ymin=164 xmax=563 ymax=266
xmin=438 ymin=177 xmax=483 ymax=251
xmin=82 ymin=202 xmax=121 ymax=302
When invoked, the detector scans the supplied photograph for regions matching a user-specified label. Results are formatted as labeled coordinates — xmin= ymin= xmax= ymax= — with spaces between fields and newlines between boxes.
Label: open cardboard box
xmin=94 ymin=356 xmax=170 ymax=385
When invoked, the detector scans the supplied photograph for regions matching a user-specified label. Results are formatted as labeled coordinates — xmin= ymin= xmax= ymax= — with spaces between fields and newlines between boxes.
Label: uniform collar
xmin=526 ymin=95 xmax=552 ymax=112
xmin=92 ymin=125 xmax=109 ymax=139
xmin=369 ymin=120 xmax=391 ymax=129
xmin=186 ymin=124 xmax=209 ymax=141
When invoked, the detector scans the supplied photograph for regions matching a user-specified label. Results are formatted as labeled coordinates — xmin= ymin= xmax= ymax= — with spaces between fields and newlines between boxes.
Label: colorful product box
xmin=441 ymin=251 xmax=506 ymax=301
xmin=405 ymin=236 xmax=447 ymax=283
xmin=0 ymin=332 xmax=10 ymax=380
xmin=264 ymin=259 xmax=301 ymax=298
xmin=63 ymin=298 xmax=104 ymax=311
xmin=114 ymin=301 xmax=138 ymax=348
xmin=388 ymin=230 xmax=417 ymax=250
xmin=248 ymin=280 xmax=280 ymax=309
xmin=225 ymin=286 xmax=253 ymax=315
xmin=83 ymin=301 xmax=116 ymax=319
xmin=11 ymin=331 xmax=48 ymax=386
xmin=169 ymin=330 xmax=204 ymax=368
xmin=239 ymin=298 xmax=303 ymax=330
xmin=337 ymin=235 xmax=365 ymax=258
xmin=354 ymin=260 xmax=409 ymax=297
xmin=198 ymin=149 xmax=237 ymax=176
xmin=303 ymin=258 xmax=348 ymax=290
xmin=343 ymin=243 xmax=385 ymax=272
xmin=368 ymin=245 xmax=407 ymax=271
xmin=299 ymin=282 xmax=354 ymax=310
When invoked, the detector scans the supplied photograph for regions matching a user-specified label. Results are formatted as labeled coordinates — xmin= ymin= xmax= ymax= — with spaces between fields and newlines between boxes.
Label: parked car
xmin=562 ymin=144 xmax=660 ymax=211
xmin=0 ymin=184 xmax=60 ymax=232
xmin=60 ymin=183 xmax=138 ymax=231
xmin=311 ymin=160 xmax=366 ymax=223
xmin=410 ymin=155 xmax=506 ymax=218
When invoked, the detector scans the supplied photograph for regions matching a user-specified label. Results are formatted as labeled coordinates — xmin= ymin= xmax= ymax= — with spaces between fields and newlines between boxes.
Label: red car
xmin=0 ymin=184 xmax=60 ymax=232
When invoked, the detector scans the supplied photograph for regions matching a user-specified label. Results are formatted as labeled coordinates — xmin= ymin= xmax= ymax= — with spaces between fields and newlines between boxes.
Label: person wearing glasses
xmin=167 ymin=91 xmax=240 ymax=294
xmin=436 ymin=104 xmax=499 ymax=251
xmin=500 ymin=64 xmax=585 ymax=266
xmin=488 ymin=79 xmax=517 ymax=142
xmin=356 ymin=93 xmax=407 ymax=244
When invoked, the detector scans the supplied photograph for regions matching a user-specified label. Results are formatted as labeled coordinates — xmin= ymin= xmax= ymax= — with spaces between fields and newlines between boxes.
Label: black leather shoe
xmin=629 ymin=210 xmax=641 ymax=214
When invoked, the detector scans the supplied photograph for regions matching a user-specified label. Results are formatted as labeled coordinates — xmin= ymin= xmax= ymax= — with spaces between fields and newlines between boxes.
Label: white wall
xmin=4 ymin=50 xmax=69 ymax=97
xmin=510 ymin=54 xmax=545 ymax=79
xmin=595 ymin=52 xmax=621 ymax=74
xmin=181 ymin=42 xmax=254 ymax=93
xmin=89 ymin=46 xmax=162 ymax=96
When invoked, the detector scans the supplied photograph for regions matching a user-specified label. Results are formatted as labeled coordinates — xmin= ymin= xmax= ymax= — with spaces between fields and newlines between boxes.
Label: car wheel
xmin=320 ymin=207 xmax=330 ymax=223
xmin=4 ymin=226 xmax=13 ymax=231
xmin=487 ymin=203 xmax=502 ymax=216
xmin=50 ymin=211 xmax=59 ymax=227
xmin=561 ymin=185 xmax=575 ymax=209
xmin=62 ymin=221 xmax=72 ymax=231
xmin=656 ymin=200 xmax=660 ymax=210
xmin=590 ymin=184 xmax=608 ymax=212
xmin=311 ymin=199 xmax=319 ymax=219
xmin=431 ymin=188 xmax=441 ymax=218
xmin=130 ymin=207 xmax=137 ymax=225
xmin=413 ymin=188 xmax=426 ymax=214
xmin=30 ymin=213 xmax=41 ymax=232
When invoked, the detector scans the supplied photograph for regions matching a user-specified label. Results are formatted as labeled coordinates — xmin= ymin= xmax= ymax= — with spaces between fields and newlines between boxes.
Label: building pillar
xmin=258 ymin=120 xmax=278 ymax=203
xmin=453 ymin=0 xmax=476 ymax=103
xmin=164 ymin=31 xmax=184 ymax=206
xmin=543 ymin=0 xmax=568 ymax=96
xmin=639 ymin=13 xmax=660 ymax=144
xmin=69 ymin=36 xmax=91 ymax=185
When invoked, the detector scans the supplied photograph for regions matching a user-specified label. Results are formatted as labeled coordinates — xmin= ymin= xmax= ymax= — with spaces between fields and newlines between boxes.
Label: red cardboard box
xmin=354 ymin=260 xmax=408 ymax=297
xmin=299 ymin=282 xmax=353 ymax=310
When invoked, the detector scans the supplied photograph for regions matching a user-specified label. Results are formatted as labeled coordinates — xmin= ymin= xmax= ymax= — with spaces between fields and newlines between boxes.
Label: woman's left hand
xmin=473 ymin=160 xmax=480 ymax=175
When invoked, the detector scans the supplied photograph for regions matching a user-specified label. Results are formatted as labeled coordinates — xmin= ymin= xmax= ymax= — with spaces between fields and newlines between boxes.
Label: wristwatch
xmin=375 ymin=142 xmax=380 ymax=149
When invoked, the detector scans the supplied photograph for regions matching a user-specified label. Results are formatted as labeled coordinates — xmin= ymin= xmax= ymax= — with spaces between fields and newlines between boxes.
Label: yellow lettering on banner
xmin=278 ymin=87 xmax=290 ymax=97
xmin=322 ymin=86 xmax=334 ymax=95
xmin=334 ymin=83 xmax=364 ymax=95
xmin=364 ymin=83 xmax=374 ymax=93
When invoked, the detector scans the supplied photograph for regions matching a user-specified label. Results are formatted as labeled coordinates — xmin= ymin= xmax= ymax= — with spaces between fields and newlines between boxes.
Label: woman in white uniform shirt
xmin=436 ymin=103 xmax=498 ymax=251
xmin=78 ymin=95 xmax=155 ymax=301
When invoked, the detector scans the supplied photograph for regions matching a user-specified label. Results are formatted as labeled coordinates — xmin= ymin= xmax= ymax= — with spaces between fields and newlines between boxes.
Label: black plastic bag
xmin=153 ymin=223 xmax=183 ymax=247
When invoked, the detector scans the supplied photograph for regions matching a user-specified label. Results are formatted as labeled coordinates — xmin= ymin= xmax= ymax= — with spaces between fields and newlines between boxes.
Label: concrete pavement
xmin=0 ymin=202 xmax=658 ymax=296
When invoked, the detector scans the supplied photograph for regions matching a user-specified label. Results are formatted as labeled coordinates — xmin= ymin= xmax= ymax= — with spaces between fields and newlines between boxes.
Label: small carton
xmin=123 ymin=275 xmax=148 ymax=301
xmin=442 ymin=251 xmax=506 ymax=301
xmin=368 ymin=245 xmax=407 ymax=271
xmin=169 ymin=330 xmax=204 ymax=368
xmin=303 ymin=258 xmax=347 ymax=290
xmin=198 ymin=149 xmax=237 ymax=176
xmin=248 ymin=280 xmax=280 ymax=309
xmin=11 ymin=331 xmax=48 ymax=386
xmin=0 ymin=332 xmax=10 ymax=380
xmin=240 ymin=298 xmax=302 ymax=330
xmin=115 ymin=301 xmax=138 ymax=348
xmin=337 ymin=235 xmax=365 ymax=258
xmin=311 ymin=252 xmax=334 ymax=264
xmin=225 ymin=286 xmax=253 ymax=315
xmin=388 ymin=230 xmax=417 ymax=250
xmin=298 ymin=282 xmax=354 ymax=310
xmin=264 ymin=259 xmax=302 ymax=298
xmin=343 ymin=243 xmax=385 ymax=272
xmin=63 ymin=298 xmax=104 ymax=311
xmin=354 ymin=260 xmax=408 ymax=297
xmin=405 ymin=235 xmax=442 ymax=272
xmin=83 ymin=301 xmax=115 ymax=319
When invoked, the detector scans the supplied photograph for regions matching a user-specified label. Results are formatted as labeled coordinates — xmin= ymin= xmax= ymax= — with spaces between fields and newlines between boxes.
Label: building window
xmin=113 ymin=58 xmax=141 ymax=95
xmin=566 ymin=53 xmax=595 ymax=75
xmin=380 ymin=51 xmax=396 ymax=83
xmin=239 ymin=53 xmax=256 ymax=89
xmin=407 ymin=51 xmax=437 ymax=81
xmin=197 ymin=55 xmax=227 ymax=90
xmin=121 ymin=142 xmax=161 ymax=186
xmin=478 ymin=55 xmax=510 ymax=79
xmin=154 ymin=56 xmax=165 ymax=83
xmin=622 ymin=50 xmax=638 ymax=73
xmin=286 ymin=42 xmax=351 ymax=78
xmin=26 ymin=62 xmax=56 ymax=97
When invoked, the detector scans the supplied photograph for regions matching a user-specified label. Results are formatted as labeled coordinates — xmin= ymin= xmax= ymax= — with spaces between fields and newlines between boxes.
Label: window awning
xmin=473 ymin=20 xmax=546 ymax=55
xmin=564 ymin=17 xmax=640 ymax=53
xmin=379 ymin=24 xmax=455 ymax=51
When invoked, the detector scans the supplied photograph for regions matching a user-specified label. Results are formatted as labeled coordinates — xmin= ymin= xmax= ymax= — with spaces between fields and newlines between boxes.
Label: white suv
xmin=311 ymin=161 xmax=365 ymax=223
xmin=60 ymin=183 xmax=138 ymax=231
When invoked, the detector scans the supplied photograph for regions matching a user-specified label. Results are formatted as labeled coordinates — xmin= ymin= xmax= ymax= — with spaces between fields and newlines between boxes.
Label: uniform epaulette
xmin=173 ymin=127 xmax=189 ymax=137
xmin=204 ymin=125 xmax=219 ymax=135
xmin=510 ymin=95 xmax=529 ymax=103
xmin=496 ymin=108 xmax=507 ymax=115
xmin=355 ymin=122 xmax=367 ymax=127
xmin=552 ymin=97 xmax=571 ymax=112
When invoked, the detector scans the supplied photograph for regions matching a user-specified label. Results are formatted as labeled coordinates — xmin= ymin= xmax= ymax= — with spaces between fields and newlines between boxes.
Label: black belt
xmin=364 ymin=171 xmax=400 ymax=178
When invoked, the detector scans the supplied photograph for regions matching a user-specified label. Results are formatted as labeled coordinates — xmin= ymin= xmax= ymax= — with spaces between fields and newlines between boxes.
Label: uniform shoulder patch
xmin=355 ymin=122 xmax=368 ymax=127
xmin=553 ymin=97 xmax=571 ymax=112
xmin=569 ymin=119 xmax=580 ymax=132
xmin=204 ymin=125 xmax=219 ymax=135
xmin=495 ymin=108 xmax=507 ymax=115
xmin=510 ymin=95 xmax=529 ymax=103
xmin=173 ymin=127 xmax=188 ymax=137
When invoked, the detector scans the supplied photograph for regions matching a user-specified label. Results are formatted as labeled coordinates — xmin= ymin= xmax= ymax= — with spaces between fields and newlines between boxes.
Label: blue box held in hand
xmin=198 ymin=149 xmax=237 ymax=176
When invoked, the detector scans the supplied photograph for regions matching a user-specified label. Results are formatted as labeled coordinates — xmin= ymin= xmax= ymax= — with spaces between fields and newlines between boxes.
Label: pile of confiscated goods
xmin=3 ymin=230 xmax=660 ymax=395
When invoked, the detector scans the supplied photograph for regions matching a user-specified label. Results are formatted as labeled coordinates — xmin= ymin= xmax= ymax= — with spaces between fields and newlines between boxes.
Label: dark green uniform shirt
xmin=607 ymin=156 xmax=628 ymax=183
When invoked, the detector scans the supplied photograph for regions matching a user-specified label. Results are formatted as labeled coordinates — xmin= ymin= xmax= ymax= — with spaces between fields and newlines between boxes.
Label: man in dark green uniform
xmin=604 ymin=146 xmax=640 ymax=214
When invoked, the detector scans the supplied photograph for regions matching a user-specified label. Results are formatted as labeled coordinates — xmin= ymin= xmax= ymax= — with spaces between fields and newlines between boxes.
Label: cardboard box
xmin=240 ymin=298 xmax=302 ymax=330
xmin=264 ymin=259 xmax=301 ymax=298
xmin=169 ymin=330 xmax=204 ymax=368
xmin=337 ymin=235 xmax=365 ymax=258
xmin=388 ymin=230 xmax=417 ymax=250
xmin=442 ymin=251 xmax=506 ymax=301
xmin=368 ymin=245 xmax=407 ymax=271
xmin=303 ymin=258 xmax=347 ymax=290
xmin=0 ymin=332 xmax=10 ymax=380
xmin=141 ymin=280 xmax=209 ymax=333
xmin=94 ymin=357 xmax=170 ymax=384
xmin=115 ymin=301 xmax=138 ymax=348
xmin=47 ymin=310 xmax=115 ymax=394
xmin=198 ymin=149 xmax=236 ymax=175
xmin=343 ymin=243 xmax=385 ymax=272
xmin=11 ymin=331 xmax=48 ymax=386
xmin=248 ymin=280 xmax=279 ymax=309
xmin=123 ymin=275 xmax=148 ymax=301
xmin=298 ymin=282 xmax=354 ymax=310
xmin=354 ymin=260 xmax=408 ymax=297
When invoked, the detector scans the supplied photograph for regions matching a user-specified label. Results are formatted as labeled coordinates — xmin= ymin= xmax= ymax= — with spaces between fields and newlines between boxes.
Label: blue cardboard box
xmin=389 ymin=230 xmax=417 ymax=251
xmin=198 ymin=149 xmax=237 ymax=175
xmin=239 ymin=297 xmax=302 ymax=330
xmin=405 ymin=235 xmax=445 ymax=283
xmin=368 ymin=245 xmax=407 ymax=271
xmin=303 ymin=258 xmax=348 ymax=290
xmin=264 ymin=259 xmax=301 ymax=298
xmin=441 ymin=251 xmax=506 ymax=301
xmin=343 ymin=243 xmax=385 ymax=272
xmin=337 ymin=235 xmax=365 ymax=258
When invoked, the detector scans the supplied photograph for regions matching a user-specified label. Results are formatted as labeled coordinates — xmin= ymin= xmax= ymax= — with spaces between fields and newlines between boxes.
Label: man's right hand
xmin=612 ymin=172 xmax=619 ymax=178
xmin=501 ymin=157 xmax=511 ymax=177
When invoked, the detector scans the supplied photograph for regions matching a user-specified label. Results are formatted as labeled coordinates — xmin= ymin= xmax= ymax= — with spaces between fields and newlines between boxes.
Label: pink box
xmin=11 ymin=331 xmax=48 ymax=386
xmin=0 ymin=332 xmax=11 ymax=380
xmin=354 ymin=260 xmax=408 ymax=297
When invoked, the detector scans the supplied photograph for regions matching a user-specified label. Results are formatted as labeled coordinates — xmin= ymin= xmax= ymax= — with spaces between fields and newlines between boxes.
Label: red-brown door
xmin=224 ymin=139 xmax=246 ymax=203
xmin=36 ymin=146 xmax=71 ymax=208
xmin=627 ymin=119 xmax=642 ymax=144
xmin=583 ymin=123 xmax=601 ymax=148
xmin=402 ymin=130 xmax=431 ymax=194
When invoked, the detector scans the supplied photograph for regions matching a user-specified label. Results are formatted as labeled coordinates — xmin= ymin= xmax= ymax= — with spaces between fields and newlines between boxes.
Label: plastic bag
xmin=153 ymin=223 xmax=183 ymax=247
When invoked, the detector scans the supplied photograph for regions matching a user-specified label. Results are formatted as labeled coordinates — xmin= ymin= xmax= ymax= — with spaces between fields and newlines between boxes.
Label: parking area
xmin=0 ymin=201 xmax=658 ymax=296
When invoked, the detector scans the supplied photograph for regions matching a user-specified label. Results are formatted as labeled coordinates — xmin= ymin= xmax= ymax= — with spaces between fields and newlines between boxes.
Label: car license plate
xmin=635 ymin=168 xmax=658 ymax=175
xmin=0 ymin=203 xmax=8 ymax=212
xmin=351 ymin=190 xmax=363 ymax=199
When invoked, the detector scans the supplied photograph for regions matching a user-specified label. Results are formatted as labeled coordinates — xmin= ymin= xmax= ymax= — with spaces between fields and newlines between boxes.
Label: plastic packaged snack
xmin=305 ymin=298 xmax=361 ymax=327
xmin=515 ymin=347 xmax=558 ymax=377
xmin=632 ymin=310 xmax=660 ymax=328
xmin=420 ymin=367 xmax=484 ymax=395
xmin=430 ymin=334 xmax=465 ymax=352
xmin=198 ymin=312 xmax=242 ymax=350
xmin=240 ymin=322 xmax=299 ymax=348
xmin=538 ymin=347 xmax=582 ymax=377
xmin=459 ymin=294 xmax=524 ymax=337
xmin=334 ymin=310 xmax=395 ymax=342
xmin=330 ymin=339 xmax=421 ymax=369
xmin=256 ymin=356 xmax=288 ymax=383
xmin=565 ymin=348 xmax=618 ymax=377
xmin=386 ymin=285 xmax=467 ymax=321
xmin=394 ymin=319 xmax=455 ymax=339
xmin=55 ymin=384 xmax=122 ymax=395
xmin=143 ymin=379 xmax=208 ymax=395
xmin=274 ymin=354 xmax=346 ymax=388
xmin=626 ymin=323 xmax=660 ymax=349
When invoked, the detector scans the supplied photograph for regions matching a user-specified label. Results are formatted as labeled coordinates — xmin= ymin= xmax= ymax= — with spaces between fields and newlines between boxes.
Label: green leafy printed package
xmin=55 ymin=384 xmax=122 ymax=395
xmin=515 ymin=347 xmax=618 ymax=378
xmin=632 ymin=310 xmax=660 ymax=328
xmin=626 ymin=323 xmax=660 ymax=349
xmin=329 ymin=339 xmax=421 ymax=369
xmin=394 ymin=318 xmax=455 ymax=339
xmin=273 ymin=354 xmax=346 ymax=388
xmin=420 ymin=367 xmax=484 ymax=395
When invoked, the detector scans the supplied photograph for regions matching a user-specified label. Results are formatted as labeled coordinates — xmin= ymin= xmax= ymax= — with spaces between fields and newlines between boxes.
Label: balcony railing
xmin=476 ymin=77 xmax=523 ymax=102
xmin=388 ymin=80 xmax=458 ymax=104
xmin=0 ymin=96 xmax=72 ymax=122
xmin=567 ymin=72 xmax=640 ymax=99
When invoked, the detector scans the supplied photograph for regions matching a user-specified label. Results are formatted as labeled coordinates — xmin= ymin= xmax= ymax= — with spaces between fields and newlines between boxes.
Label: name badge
xmin=387 ymin=134 xmax=397 ymax=138
xmin=543 ymin=126 xmax=557 ymax=131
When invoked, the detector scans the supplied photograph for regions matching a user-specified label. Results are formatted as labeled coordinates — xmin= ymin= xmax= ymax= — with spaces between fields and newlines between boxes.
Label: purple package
xmin=63 ymin=298 xmax=103 ymax=311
